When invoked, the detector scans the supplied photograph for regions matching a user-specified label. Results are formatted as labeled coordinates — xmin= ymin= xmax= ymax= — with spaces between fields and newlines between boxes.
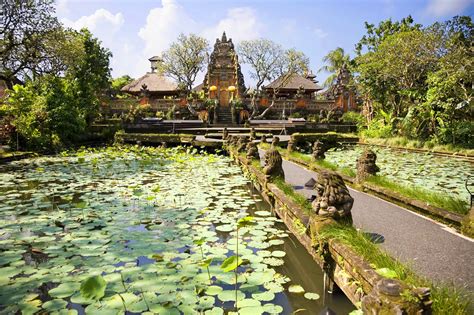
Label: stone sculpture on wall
xmin=246 ymin=141 xmax=260 ymax=161
xmin=356 ymin=149 xmax=380 ymax=183
xmin=263 ymin=137 xmax=284 ymax=180
xmin=312 ymin=140 xmax=326 ymax=160
xmin=310 ymin=170 xmax=353 ymax=222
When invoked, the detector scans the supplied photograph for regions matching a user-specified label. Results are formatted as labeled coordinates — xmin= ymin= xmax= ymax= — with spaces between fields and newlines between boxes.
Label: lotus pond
xmin=322 ymin=145 xmax=473 ymax=200
xmin=0 ymin=146 xmax=354 ymax=315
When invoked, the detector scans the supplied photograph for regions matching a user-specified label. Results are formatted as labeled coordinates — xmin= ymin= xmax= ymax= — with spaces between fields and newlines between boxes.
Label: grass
xmin=360 ymin=136 xmax=474 ymax=156
xmin=259 ymin=142 xmax=468 ymax=215
xmin=273 ymin=177 xmax=313 ymax=214
xmin=319 ymin=223 xmax=472 ymax=315
xmin=366 ymin=175 xmax=469 ymax=215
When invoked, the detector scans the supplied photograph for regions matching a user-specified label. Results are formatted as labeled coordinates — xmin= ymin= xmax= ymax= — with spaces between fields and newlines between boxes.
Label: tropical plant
xmin=319 ymin=47 xmax=351 ymax=87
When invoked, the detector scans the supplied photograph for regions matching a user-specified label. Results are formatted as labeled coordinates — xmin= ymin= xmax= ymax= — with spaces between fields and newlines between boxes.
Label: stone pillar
xmin=356 ymin=149 xmax=380 ymax=183
xmin=222 ymin=127 xmax=228 ymax=140
xmin=250 ymin=127 xmax=256 ymax=140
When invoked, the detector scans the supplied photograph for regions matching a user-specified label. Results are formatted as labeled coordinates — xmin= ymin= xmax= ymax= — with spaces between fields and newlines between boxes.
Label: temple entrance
xmin=219 ymin=85 xmax=229 ymax=106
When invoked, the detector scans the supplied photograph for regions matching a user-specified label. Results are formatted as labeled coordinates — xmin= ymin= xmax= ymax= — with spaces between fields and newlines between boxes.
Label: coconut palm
xmin=319 ymin=47 xmax=351 ymax=87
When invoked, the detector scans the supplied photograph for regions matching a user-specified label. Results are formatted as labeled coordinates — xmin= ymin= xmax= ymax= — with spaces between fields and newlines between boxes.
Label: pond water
xmin=0 ymin=146 xmax=354 ymax=314
xmin=320 ymin=145 xmax=472 ymax=200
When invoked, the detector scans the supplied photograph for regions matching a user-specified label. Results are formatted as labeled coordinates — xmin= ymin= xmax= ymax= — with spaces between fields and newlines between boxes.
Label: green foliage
xmin=110 ymin=75 xmax=133 ymax=98
xmin=161 ymin=33 xmax=209 ymax=91
xmin=220 ymin=255 xmax=243 ymax=272
xmin=319 ymin=47 xmax=351 ymax=87
xmin=341 ymin=111 xmax=364 ymax=125
xmin=354 ymin=16 xmax=473 ymax=148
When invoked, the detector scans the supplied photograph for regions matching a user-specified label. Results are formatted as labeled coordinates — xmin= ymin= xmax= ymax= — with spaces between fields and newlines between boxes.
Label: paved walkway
xmin=259 ymin=150 xmax=474 ymax=291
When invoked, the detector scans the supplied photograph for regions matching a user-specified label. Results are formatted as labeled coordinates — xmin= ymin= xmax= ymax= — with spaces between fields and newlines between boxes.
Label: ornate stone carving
xmin=246 ymin=141 xmax=260 ymax=161
xmin=263 ymin=138 xmax=284 ymax=180
xmin=250 ymin=128 xmax=256 ymax=140
xmin=312 ymin=140 xmax=326 ymax=160
xmin=356 ymin=149 xmax=380 ymax=182
xmin=310 ymin=170 xmax=353 ymax=221
xmin=287 ymin=137 xmax=295 ymax=152
xmin=222 ymin=127 xmax=228 ymax=140
xmin=237 ymin=136 xmax=248 ymax=152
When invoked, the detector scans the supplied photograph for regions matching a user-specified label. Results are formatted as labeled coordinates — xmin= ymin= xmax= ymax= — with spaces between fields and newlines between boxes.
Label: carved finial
xmin=222 ymin=31 xmax=227 ymax=42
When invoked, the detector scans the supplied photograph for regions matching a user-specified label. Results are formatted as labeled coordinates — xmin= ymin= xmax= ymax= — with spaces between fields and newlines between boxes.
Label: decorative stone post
xmin=237 ymin=137 xmax=248 ymax=152
xmin=246 ymin=141 xmax=260 ymax=161
xmin=261 ymin=134 xmax=268 ymax=144
xmin=250 ymin=127 xmax=256 ymax=140
xmin=222 ymin=128 xmax=228 ymax=140
xmin=356 ymin=149 xmax=380 ymax=183
xmin=263 ymin=140 xmax=284 ymax=180
xmin=312 ymin=140 xmax=326 ymax=160
xmin=287 ymin=137 xmax=295 ymax=152
xmin=309 ymin=170 xmax=354 ymax=225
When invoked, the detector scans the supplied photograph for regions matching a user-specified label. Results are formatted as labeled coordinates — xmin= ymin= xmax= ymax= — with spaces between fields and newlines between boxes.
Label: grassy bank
xmin=360 ymin=136 xmax=474 ymax=156
xmin=259 ymin=142 xmax=468 ymax=215
xmin=366 ymin=175 xmax=469 ymax=215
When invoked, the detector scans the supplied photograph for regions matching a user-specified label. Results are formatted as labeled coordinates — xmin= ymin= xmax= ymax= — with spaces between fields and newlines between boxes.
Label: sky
xmin=56 ymin=0 xmax=473 ymax=87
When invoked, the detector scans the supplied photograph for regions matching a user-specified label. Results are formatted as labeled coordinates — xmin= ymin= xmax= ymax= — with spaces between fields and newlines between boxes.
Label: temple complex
xmin=116 ymin=31 xmax=359 ymax=123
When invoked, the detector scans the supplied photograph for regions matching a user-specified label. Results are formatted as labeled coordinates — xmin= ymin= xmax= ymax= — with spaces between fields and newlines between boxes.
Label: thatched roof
xmin=265 ymin=73 xmax=322 ymax=92
xmin=121 ymin=73 xmax=179 ymax=94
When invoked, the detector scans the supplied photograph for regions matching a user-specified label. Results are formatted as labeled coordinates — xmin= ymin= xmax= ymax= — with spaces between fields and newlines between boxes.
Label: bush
xmin=361 ymin=118 xmax=392 ymax=138
xmin=341 ymin=111 xmax=364 ymax=125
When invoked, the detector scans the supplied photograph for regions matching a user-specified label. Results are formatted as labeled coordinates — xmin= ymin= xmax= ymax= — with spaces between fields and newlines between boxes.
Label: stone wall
xmin=227 ymin=146 xmax=432 ymax=314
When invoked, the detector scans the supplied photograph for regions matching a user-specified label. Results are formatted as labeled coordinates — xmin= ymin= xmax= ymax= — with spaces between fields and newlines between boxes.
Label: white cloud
xmin=138 ymin=0 xmax=197 ymax=59
xmin=62 ymin=9 xmax=124 ymax=33
xmin=313 ymin=28 xmax=328 ymax=39
xmin=202 ymin=7 xmax=262 ymax=43
xmin=426 ymin=0 xmax=472 ymax=16
xmin=55 ymin=0 xmax=70 ymax=17
xmin=61 ymin=9 xmax=139 ymax=78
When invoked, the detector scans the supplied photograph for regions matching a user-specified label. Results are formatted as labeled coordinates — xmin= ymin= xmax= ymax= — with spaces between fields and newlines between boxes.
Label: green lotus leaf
xmin=220 ymin=255 xmax=242 ymax=272
xmin=262 ymin=303 xmax=284 ymax=314
xmin=271 ymin=251 xmax=286 ymax=258
xmin=42 ymin=299 xmax=68 ymax=312
xmin=204 ymin=307 xmax=224 ymax=315
xmin=288 ymin=284 xmax=305 ymax=294
xmin=80 ymin=275 xmax=107 ymax=300
xmin=304 ymin=292 xmax=320 ymax=300
xmin=217 ymin=290 xmax=245 ymax=302
xmin=252 ymin=291 xmax=275 ymax=302
xmin=48 ymin=282 xmax=80 ymax=299
xmin=205 ymin=285 xmax=223 ymax=296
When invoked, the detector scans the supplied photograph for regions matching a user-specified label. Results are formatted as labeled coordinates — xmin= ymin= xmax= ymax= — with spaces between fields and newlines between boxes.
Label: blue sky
xmin=56 ymin=0 xmax=473 ymax=87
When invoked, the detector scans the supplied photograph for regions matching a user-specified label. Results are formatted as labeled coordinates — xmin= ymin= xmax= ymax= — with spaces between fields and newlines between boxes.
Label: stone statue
xmin=271 ymin=136 xmax=280 ymax=147
xmin=246 ymin=141 xmax=260 ymax=160
xmin=250 ymin=128 xmax=256 ymax=140
xmin=263 ymin=144 xmax=284 ymax=180
xmin=287 ymin=137 xmax=295 ymax=152
xmin=311 ymin=170 xmax=353 ymax=221
xmin=237 ymin=137 xmax=248 ymax=152
xmin=312 ymin=140 xmax=326 ymax=160
xmin=222 ymin=127 xmax=228 ymax=140
xmin=356 ymin=149 xmax=380 ymax=183
xmin=261 ymin=134 xmax=268 ymax=144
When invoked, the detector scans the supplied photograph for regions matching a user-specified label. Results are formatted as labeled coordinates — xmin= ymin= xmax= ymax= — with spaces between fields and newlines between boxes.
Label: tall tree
xmin=355 ymin=15 xmax=421 ymax=55
xmin=276 ymin=49 xmax=310 ymax=77
xmin=319 ymin=47 xmax=351 ymax=87
xmin=237 ymin=39 xmax=284 ymax=91
xmin=161 ymin=33 xmax=209 ymax=92
xmin=70 ymin=29 xmax=112 ymax=125
xmin=0 ymin=0 xmax=61 ymax=87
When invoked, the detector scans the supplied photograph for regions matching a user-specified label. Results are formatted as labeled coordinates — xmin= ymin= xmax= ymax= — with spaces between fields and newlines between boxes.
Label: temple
xmin=117 ymin=31 xmax=359 ymax=124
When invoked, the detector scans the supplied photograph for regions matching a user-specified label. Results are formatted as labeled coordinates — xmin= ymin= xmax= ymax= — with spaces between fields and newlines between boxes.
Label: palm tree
xmin=319 ymin=47 xmax=351 ymax=87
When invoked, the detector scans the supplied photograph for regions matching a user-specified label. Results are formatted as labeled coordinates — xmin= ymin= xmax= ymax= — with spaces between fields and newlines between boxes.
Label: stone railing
xmin=226 ymin=145 xmax=432 ymax=314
